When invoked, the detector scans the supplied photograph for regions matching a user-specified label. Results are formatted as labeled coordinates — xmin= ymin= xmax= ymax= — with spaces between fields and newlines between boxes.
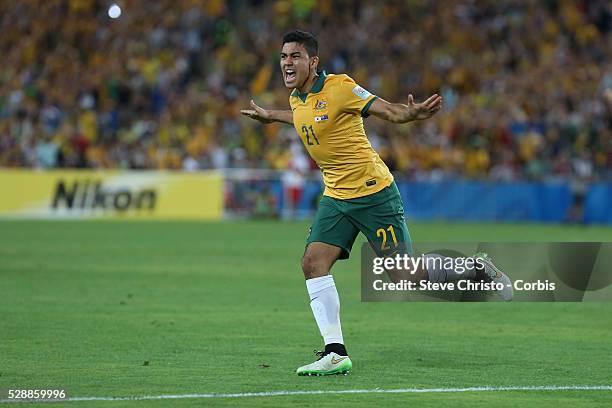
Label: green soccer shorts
xmin=306 ymin=182 xmax=413 ymax=259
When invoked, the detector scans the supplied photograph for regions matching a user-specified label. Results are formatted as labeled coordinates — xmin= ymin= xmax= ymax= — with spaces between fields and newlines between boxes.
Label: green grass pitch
xmin=1 ymin=220 xmax=612 ymax=407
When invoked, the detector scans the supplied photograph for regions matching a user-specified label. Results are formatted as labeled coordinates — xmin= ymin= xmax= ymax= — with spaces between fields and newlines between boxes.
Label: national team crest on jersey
xmin=352 ymin=85 xmax=372 ymax=100
xmin=314 ymin=99 xmax=328 ymax=112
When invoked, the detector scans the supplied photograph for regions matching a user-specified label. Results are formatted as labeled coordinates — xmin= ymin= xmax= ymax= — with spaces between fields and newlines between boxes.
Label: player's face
xmin=280 ymin=42 xmax=316 ymax=89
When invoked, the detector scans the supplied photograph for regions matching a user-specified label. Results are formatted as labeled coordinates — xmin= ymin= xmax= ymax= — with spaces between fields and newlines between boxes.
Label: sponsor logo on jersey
xmin=314 ymin=115 xmax=329 ymax=122
xmin=352 ymin=85 xmax=372 ymax=100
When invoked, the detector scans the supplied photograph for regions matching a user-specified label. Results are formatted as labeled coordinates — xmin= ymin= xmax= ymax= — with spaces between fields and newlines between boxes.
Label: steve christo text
xmin=371 ymin=254 xmax=556 ymax=292
xmin=372 ymin=278 xmax=556 ymax=292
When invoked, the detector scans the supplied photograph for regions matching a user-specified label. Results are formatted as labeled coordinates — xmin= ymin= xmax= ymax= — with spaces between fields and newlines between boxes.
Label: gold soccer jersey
xmin=289 ymin=72 xmax=393 ymax=199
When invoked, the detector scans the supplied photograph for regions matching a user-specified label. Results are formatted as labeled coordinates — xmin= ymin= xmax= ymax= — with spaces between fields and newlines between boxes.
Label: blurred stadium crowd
xmin=1 ymin=0 xmax=611 ymax=181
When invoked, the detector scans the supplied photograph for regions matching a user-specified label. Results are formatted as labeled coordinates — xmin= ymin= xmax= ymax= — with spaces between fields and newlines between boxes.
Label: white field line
xmin=1 ymin=385 xmax=612 ymax=403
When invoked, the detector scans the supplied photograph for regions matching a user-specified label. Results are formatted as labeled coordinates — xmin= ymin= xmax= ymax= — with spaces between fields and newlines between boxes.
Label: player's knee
xmin=301 ymin=255 xmax=316 ymax=278
xmin=301 ymin=253 xmax=327 ymax=279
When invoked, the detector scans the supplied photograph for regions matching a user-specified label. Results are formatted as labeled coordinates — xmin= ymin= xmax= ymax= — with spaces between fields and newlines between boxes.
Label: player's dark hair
xmin=282 ymin=30 xmax=318 ymax=57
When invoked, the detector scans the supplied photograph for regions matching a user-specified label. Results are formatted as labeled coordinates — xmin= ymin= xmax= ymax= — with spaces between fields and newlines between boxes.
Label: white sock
xmin=306 ymin=275 xmax=344 ymax=345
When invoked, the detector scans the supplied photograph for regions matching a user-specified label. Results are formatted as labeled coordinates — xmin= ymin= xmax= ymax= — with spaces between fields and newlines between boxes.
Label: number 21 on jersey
xmin=301 ymin=124 xmax=319 ymax=145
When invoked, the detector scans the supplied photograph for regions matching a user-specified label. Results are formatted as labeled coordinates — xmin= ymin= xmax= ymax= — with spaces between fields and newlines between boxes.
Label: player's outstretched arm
xmin=368 ymin=94 xmax=442 ymax=124
xmin=240 ymin=100 xmax=293 ymax=125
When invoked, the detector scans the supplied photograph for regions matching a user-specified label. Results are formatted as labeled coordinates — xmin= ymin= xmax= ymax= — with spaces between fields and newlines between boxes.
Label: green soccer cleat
xmin=474 ymin=251 xmax=514 ymax=301
xmin=296 ymin=351 xmax=352 ymax=376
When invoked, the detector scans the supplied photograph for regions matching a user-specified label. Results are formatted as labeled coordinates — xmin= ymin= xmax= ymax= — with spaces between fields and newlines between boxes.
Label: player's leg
xmin=297 ymin=198 xmax=358 ymax=376
xmin=302 ymin=242 xmax=344 ymax=351
xmin=347 ymin=182 xmax=513 ymax=300
xmin=345 ymin=182 xmax=422 ymax=283
xmin=416 ymin=252 xmax=513 ymax=300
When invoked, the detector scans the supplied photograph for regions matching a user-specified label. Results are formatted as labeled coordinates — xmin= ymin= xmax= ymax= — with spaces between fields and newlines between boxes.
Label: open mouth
xmin=285 ymin=69 xmax=296 ymax=82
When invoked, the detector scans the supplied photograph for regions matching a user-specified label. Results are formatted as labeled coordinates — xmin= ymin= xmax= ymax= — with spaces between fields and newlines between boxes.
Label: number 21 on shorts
xmin=376 ymin=225 xmax=398 ymax=251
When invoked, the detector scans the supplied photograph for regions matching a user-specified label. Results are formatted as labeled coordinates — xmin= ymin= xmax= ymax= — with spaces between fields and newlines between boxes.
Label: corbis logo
xmin=51 ymin=179 xmax=157 ymax=212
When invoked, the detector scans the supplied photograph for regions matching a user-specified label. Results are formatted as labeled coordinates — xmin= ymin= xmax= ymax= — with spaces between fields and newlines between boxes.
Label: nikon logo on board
xmin=51 ymin=180 xmax=157 ymax=212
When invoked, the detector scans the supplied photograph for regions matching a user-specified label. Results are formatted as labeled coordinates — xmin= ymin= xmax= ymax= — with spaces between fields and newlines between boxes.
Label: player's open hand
xmin=407 ymin=94 xmax=443 ymax=121
xmin=240 ymin=100 xmax=273 ymax=124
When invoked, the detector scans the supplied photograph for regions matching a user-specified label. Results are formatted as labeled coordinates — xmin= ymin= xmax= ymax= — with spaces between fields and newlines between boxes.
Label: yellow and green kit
xmin=289 ymin=72 xmax=412 ymax=258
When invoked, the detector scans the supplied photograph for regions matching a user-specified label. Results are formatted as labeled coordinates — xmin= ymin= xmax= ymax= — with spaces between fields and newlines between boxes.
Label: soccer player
xmin=241 ymin=30 xmax=512 ymax=376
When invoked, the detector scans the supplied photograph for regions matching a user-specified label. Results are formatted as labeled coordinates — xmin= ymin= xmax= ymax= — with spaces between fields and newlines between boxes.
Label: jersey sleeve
xmin=336 ymin=75 xmax=378 ymax=117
